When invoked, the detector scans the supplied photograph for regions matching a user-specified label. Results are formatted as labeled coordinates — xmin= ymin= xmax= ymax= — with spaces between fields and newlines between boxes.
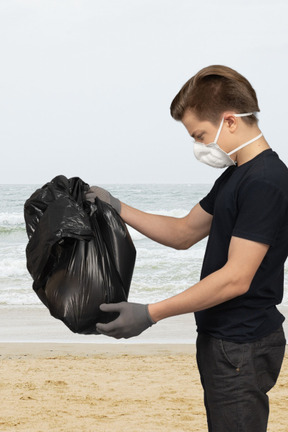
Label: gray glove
xmin=96 ymin=302 xmax=155 ymax=339
xmin=85 ymin=186 xmax=121 ymax=214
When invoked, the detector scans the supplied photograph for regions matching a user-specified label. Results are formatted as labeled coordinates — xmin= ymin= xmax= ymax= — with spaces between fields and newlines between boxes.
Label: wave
xmin=0 ymin=212 xmax=24 ymax=224
xmin=0 ymin=227 xmax=26 ymax=236
xmin=0 ymin=212 xmax=26 ymax=235
xmin=0 ymin=258 xmax=28 ymax=278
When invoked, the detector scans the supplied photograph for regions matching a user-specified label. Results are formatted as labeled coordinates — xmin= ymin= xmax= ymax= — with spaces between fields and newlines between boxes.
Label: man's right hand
xmin=85 ymin=186 xmax=121 ymax=214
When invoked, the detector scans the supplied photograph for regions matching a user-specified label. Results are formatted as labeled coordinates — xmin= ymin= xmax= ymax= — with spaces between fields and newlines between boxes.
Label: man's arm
xmin=148 ymin=236 xmax=269 ymax=322
xmin=121 ymin=202 xmax=213 ymax=250
xmin=96 ymin=236 xmax=269 ymax=338
xmin=86 ymin=185 xmax=213 ymax=249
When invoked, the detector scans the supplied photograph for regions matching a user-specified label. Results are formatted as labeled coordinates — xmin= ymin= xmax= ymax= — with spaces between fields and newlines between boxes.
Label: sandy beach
xmin=0 ymin=342 xmax=286 ymax=432
xmin=0 ymin=306 xmax=287 ymax=431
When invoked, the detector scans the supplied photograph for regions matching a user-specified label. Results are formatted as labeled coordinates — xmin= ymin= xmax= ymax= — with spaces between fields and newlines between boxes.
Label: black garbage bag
xmin=24 ymin=175 xmax=136 ymax=334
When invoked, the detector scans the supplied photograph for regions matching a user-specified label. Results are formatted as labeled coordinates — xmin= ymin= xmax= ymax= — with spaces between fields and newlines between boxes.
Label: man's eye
xmin=191 ymin=133 xmax=204 ymax=142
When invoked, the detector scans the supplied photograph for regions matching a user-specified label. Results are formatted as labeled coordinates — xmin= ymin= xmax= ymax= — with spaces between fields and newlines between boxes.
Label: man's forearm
xmin=121 ymin=202 xmax=210 ymax=250
xmin=148 ymin=263 xmax=250 ymax=323
xmin=120 ymin=202 xmax=192 ymax=250
xmin=86 ymin=186 xmax=212 ymax=250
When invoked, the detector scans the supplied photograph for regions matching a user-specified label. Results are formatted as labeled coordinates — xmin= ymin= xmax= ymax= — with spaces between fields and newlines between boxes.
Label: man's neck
xmin=236 ymin=136 xmax=270 ymax=166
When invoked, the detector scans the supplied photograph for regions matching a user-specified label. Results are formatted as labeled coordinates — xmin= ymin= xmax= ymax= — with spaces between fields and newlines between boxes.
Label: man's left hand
xmin=96 ymin=302 xmax=155 ymax=339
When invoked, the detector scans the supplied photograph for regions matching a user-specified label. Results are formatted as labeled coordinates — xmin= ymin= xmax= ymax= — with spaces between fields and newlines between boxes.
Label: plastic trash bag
xmin=24 ymin=175 xmax=136 ymax=334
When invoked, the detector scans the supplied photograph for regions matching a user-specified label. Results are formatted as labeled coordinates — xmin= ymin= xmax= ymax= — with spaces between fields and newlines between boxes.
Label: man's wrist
xmin=148 ymin=303 xmax=161 ymax=323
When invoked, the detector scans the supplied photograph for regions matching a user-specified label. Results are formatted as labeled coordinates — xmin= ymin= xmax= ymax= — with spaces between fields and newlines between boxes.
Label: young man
xmin=86 ymin=65 xmax=287 ymax=431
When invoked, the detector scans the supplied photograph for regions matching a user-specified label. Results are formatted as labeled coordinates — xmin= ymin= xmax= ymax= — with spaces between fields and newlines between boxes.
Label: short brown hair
xmin=170 ymin=65 xmax=260 ymax=125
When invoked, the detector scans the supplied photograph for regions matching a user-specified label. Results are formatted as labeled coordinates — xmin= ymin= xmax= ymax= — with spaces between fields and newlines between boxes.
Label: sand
xmin=0 ymin=343 xmax=287 ymax=432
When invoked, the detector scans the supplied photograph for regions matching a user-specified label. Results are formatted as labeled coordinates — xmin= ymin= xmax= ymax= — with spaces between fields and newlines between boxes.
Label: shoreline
xmin=0 ymin=342 xmax=196 ymax=359
xmin=0 ymin=305 xmax=197 ymax=344
xmin=1 ymin=304 xmax=287 ymax=344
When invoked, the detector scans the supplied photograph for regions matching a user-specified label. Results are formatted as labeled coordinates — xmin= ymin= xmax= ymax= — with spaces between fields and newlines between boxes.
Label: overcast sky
xmin=1 ymin=0 xmax=288 ymax=185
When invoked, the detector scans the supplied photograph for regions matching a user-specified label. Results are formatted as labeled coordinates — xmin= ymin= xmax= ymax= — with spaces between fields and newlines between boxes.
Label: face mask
xmin=193 ymin=113 xmax=263 ymax=168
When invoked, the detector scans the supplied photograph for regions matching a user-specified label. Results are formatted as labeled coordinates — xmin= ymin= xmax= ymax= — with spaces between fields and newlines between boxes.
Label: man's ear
xmin=224 ymin=114 xmax=238 ymax=133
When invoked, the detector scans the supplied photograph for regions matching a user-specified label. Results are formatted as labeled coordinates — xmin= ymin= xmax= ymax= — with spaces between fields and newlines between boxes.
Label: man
xmin=86 ymin=65 xmax=287 ymax=431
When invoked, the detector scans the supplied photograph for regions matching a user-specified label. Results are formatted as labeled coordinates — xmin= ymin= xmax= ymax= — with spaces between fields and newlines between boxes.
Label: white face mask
xmin=193 ymin=113 xmax=263 ymax=168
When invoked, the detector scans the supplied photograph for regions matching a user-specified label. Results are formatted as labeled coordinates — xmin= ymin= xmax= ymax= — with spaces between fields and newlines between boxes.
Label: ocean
xmin=1 ymin=183 xmax=288 ymax=310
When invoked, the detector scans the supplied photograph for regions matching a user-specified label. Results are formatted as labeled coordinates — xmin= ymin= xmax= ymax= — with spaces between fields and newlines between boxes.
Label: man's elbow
xmin=224 ymin=266 xmax=252 ymax=297
xmin=172 ymin=229 xmax=202 ymax=250
xmin=173 ymin=242 xmax=190 ymax=251
xmin=231 ymin=274 xmax=251 ymax=296
xmin=235 ymin=281 xmax=250 ymax=296
xmin=173 ymin=238 xmax=196 ymax=251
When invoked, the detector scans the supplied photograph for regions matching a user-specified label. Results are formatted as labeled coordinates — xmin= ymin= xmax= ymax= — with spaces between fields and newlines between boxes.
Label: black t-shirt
xmin=196 ymin=149 xmax=288 ymax=342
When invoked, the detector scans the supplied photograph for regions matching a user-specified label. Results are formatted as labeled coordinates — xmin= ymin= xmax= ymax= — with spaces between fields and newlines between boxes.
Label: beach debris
xmin=24 ymin=175 xmax=136 ymax=334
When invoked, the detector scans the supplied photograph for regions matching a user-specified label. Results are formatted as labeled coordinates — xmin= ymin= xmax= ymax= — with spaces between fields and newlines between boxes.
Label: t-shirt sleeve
xmin=200 ymin=186 xmax=216 ymax=215
xmin=200 ymin=168 xmax=233 ymax=215
xmin=233 ymin=180 xmax=288 ymax=246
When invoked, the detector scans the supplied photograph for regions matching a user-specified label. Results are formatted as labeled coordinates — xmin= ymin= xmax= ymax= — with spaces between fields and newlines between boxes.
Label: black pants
xmin=196 ymin=326 xmax=286 ymax=432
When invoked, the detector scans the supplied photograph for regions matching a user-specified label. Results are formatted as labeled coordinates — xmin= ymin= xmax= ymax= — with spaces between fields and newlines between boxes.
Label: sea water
xmin=1 ymin=183 xmax=288 ymax=309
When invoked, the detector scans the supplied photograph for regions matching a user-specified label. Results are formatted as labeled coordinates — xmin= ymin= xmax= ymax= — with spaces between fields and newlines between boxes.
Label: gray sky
xmin=1 ymin=0 xmax=288 ymax=184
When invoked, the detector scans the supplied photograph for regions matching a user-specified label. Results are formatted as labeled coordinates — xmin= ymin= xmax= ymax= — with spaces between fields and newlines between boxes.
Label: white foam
xmin=0 ymin=257 xmax=28 ymax=278
xmin=0 ymin=212 xmax=24 ymax=227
